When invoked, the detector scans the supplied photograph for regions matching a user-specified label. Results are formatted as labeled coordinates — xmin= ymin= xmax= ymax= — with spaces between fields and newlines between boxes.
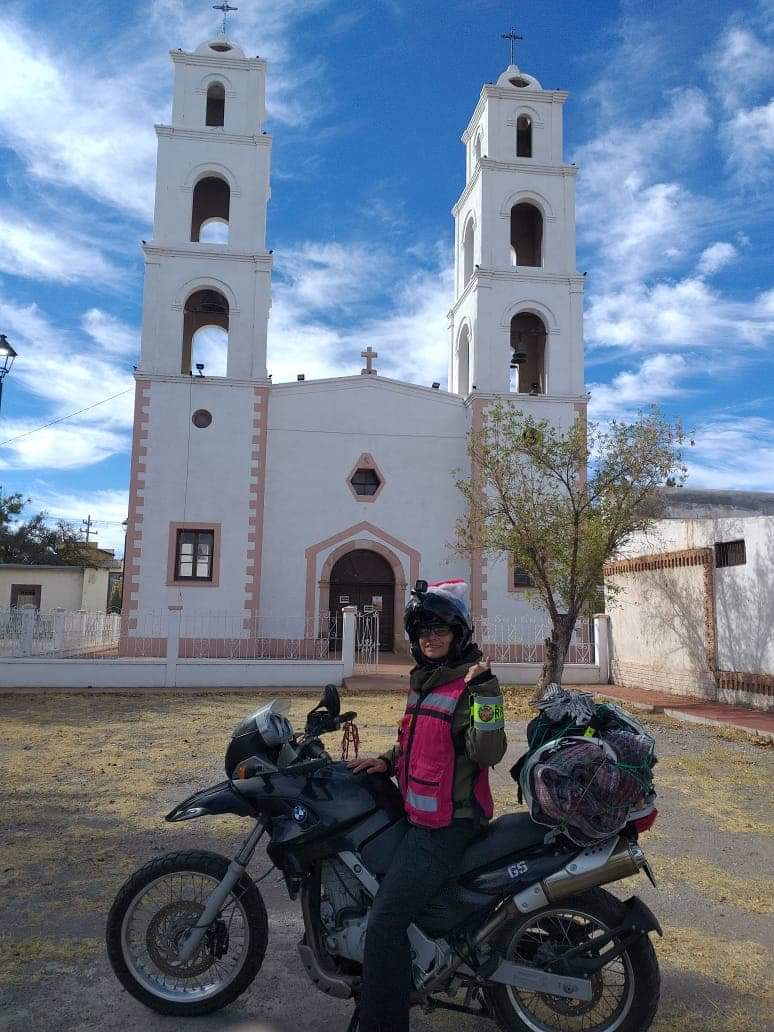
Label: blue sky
xmin=0 ymin=0 xmax=772 ymax=553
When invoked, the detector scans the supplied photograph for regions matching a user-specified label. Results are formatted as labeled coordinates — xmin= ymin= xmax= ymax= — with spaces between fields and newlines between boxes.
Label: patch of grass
xmin=650 ymin=854 xmax=774 ymax=915
xmin=501 ymin=685 xmax=538 ymax=721
xmin=657 ymin=747 xmax=774 ymax=835
xmin=0 ymin=936 xmax=102 ymax=988
xmin=656 ymin=924 xmax=771 ymax=994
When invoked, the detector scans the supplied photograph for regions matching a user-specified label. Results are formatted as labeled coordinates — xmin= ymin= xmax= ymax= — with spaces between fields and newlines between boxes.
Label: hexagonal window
xmin=351 ymin=469 xmax=380 ymax=496
xmin=346 ymin=453 xmax=386 ymax=502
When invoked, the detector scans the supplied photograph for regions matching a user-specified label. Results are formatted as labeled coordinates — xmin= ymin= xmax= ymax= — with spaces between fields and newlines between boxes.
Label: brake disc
xmin=146 ymin=900 xmax=216 ymax=978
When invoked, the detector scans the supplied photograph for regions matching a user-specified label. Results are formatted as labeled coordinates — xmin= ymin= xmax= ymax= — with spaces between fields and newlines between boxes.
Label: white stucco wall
xmin=622 ymin=516 xmax=774 ymax=675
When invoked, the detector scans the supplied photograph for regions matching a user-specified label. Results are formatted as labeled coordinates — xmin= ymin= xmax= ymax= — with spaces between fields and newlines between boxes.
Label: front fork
xmin=177 ymin=820 xmax=266 ymax=963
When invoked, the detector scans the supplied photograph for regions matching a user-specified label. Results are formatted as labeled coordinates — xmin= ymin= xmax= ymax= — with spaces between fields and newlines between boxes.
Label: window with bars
xmin=513 ymin=565 xmax=535 ymax=588
xmin=715 ymin=539 xmax=746 ymax=568
xmin=175 ymin=529 xmax=215 ymax=581
xmin=351 ymin=468 xmax=380 ymax=497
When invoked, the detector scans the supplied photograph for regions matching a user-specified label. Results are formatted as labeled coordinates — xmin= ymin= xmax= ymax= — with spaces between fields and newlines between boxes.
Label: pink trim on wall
xmin=304 ymin=521 xmax=421 ymax=653
xmin=244 ymin=386 xmax=271 ymax=621
xmin=119 ymin=379 xmax=151 ymax=656
xmin=345 ymin=452 xmax=387 ymax=503
xmin=166 ymin=522 xmax=222 ymax=586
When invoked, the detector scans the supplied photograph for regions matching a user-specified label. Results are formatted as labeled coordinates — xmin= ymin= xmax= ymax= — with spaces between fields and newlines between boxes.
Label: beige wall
xmin=606 ymin=561 xmax=716 ymax=699
xmin=0 ymin=567 xmax=109 ymax=612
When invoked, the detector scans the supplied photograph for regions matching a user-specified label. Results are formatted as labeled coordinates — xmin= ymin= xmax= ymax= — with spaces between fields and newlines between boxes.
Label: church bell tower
xmin=447 ymin=55 xmax=585 ymax=401
xmin=123 ymin=29 xmax=274 ymax=633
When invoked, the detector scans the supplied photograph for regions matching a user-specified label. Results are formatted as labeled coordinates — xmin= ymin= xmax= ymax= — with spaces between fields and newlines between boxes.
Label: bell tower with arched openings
xmin=447 ymin=59 xmax=585 ymax=402
xmin=123 ymin=34 xmax=273 ymax=640
xmin=139 ymin=36 xmax=271 ymax=378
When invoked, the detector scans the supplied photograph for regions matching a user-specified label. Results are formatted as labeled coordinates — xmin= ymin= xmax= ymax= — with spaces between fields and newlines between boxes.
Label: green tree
xmin=108 ymin=578 xmax=123 ymax=614
xmin=454 ymin=403 xmax=687 ymax=694
xmin=0 ymin=492 xmax=93 ymax=565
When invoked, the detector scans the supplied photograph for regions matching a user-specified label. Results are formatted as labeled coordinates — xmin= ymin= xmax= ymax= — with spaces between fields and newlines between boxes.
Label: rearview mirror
xmin=323 ymin=683 xmax=340 ymax=717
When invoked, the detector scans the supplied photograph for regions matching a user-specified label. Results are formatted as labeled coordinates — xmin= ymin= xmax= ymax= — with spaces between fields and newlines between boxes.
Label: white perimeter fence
xmin=0 ymin=604 xmax=609 ymax=690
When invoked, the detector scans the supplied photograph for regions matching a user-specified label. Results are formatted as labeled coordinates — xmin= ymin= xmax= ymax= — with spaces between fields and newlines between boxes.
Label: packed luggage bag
xmin=510 ymin=685 xmax=657 ymax=846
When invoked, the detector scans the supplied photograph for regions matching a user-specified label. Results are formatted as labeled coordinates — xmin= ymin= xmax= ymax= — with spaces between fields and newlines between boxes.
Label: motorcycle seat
xmin=459 ymin=812 xmax=548 ymax=875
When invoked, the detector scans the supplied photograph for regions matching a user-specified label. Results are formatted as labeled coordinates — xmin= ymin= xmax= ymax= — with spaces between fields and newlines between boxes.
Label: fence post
xmin=53 ymin=609 xmax=67 ymax=655
xmin=593 ymin=614 xmax=610 ymax=684
xmin=341 ymin=605 xmax=357 ymax=679
xmin=21 ymin=608 xmax=36 ymax=656
xmin=166 ymin=605 xmax=183 ymax=688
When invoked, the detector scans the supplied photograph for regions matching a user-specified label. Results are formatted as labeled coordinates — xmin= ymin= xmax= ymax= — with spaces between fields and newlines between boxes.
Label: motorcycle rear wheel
xmin=106 ymin=849 xmax=268 ymax=1016
xmin=486 ymin=888 xmax=660 ymax=1032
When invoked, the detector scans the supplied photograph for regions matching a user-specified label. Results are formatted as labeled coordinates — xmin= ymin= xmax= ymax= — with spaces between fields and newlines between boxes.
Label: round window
xmin=192 ymin=409 xmax=213 ymax=428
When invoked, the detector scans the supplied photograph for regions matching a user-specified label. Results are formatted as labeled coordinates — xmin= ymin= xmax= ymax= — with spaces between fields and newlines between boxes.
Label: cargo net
xmin=512 ymin=686 xmax=657 ymax=847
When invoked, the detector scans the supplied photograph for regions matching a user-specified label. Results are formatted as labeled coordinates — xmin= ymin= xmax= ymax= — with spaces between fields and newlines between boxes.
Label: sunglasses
xmin=417 ymin=623 xmax=452 ymax=639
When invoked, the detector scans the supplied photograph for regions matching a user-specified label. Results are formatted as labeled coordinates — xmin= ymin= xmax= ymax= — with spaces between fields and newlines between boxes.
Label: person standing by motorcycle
xmin=347 ymin=579 xmax=507 ymax=1032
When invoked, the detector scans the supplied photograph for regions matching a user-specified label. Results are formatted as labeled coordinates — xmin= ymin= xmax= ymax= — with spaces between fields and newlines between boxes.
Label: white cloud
xmin=696 ymin=241 xmax=738 ymax=276
xmin=0 ymin=4 xmax=339 ymax=222
xmin=82 ymin=309 xmax=139 ymax=357
xmin=0 ymin=211 xmax=117 ymax=284
xmin=0 ymin=299 xmax=135 ymax=471
xmin=586 ymin=271 xmax=774 ymax=353
xmin=575 ymin=88 xmax=711 ymax=284
xmin=708 ymin=26 xmax=774 ymax=110
xmin=0 ymin=22 xmax=159 ymax=218
xmin=588 ymin=353 xmax=690 ymax=420
xmin=267 ymin=251 xmax=453 ymax=386
xmin=687 ymin=416 xmax=774 ymax=491
xmin=722 ymin=98 xmax=774 ymax=182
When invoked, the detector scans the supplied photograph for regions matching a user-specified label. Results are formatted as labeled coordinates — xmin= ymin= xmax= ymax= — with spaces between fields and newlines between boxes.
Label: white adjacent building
xmin=604 ymin=489 xmax=774 ymax=710
xmin=122 ymin=34 xmax=587 ymax=655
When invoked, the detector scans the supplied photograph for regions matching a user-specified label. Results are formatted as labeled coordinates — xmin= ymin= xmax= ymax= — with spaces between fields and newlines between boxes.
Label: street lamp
xmin=0 ymin=335 xmax=18 ymax=416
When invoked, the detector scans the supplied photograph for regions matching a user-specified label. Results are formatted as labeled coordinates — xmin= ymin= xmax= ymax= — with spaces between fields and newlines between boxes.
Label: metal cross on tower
xmin=212 ymin=1 xmax=238 ymax=35
xmin=501 ymin=28 xmax=523 ymax=65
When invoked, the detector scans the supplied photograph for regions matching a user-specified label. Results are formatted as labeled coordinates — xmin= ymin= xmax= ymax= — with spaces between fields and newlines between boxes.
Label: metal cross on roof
xmin=213 ymin=2 xmax=238 ymax=35
xmin=501 ymin=28 xmax=523 ymax=65
xmin=361 ymin=346 xmax=378 ymax=375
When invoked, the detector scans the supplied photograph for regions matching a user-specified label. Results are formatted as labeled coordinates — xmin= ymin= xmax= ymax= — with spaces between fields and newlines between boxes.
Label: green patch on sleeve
xmin=471 ymin=696 xmax=505 ymax=730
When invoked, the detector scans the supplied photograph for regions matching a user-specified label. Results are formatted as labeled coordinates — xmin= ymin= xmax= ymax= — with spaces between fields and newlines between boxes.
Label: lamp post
xmin=0 ymin=335 xmax=18 ymax=416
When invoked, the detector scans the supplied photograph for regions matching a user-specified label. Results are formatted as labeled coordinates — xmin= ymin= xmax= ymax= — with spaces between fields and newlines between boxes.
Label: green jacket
xmin=379 ymin=658 xmax=507 ymax=821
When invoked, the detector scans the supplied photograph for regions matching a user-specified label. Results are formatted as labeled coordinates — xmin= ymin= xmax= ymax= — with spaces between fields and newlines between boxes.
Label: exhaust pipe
xmin=542 ymin=841 xmax=645 ymax=904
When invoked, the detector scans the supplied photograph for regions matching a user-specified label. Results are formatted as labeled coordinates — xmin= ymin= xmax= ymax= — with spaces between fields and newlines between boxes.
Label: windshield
xmin=232 ymin=697 xmax=292 ymax=740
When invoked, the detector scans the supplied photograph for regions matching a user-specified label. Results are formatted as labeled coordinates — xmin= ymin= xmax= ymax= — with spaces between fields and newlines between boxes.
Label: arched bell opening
xmin=509 ymin=312 xmax=546 ymax=395
xmin=205 ymin=82 xmax=225 ymax=127
xmin=191 ymin=176 xmax=230 ymax=242
xmin=516 ymin=115 xmax=532 ymax=157
xmin=462 ymin=218 xmax=475 ymax=288
xmin=510 ymin=202 xmax=542 ymax=267
xmin=182 ymin=288 xmax=229 ymax=376
xmin=456 ymin=324 xmax=470 ymax=396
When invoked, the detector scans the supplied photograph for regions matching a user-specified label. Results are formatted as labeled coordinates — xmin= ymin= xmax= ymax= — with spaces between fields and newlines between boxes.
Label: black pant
xmin=358 ymin=819 xmax=479 ymax=1032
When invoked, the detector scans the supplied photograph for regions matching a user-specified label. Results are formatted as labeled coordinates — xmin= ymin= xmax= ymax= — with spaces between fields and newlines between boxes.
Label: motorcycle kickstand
xmin=345 ymin=1002 xmax=360 ymax=1032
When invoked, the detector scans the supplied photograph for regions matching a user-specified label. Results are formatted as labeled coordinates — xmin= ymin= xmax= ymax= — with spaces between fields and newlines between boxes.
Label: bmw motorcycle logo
xmin=292 ymin=805 xmax=307 ymax=823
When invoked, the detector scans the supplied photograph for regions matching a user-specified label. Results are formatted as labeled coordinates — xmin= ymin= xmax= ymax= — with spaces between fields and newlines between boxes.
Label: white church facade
xmin=121 ymin=34 xmax=586 ymax=656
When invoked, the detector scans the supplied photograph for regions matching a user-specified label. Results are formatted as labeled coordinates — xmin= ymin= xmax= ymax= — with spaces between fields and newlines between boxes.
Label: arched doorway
xmin=329 ymin=549 xmax=395 ymax=652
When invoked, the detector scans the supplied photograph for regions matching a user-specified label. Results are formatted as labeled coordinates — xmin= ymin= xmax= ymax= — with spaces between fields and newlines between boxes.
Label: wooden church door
xmin=329 ymin=549 xmax=395 ymax=651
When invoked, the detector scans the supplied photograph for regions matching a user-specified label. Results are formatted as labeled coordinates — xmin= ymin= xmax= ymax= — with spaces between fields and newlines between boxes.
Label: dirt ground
xmin=0 ymin=687 xmax=772 ymax=1032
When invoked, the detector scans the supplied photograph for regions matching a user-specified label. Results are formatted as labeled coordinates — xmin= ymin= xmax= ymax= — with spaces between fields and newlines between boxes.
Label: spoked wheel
xmin=487 ymin=889 xmax=660 ymax=1032
xmin=106 ymin=850 xmax=268 ymax=1016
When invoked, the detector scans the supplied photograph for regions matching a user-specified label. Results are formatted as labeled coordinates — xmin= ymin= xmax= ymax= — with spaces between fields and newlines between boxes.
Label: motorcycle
xmin=106 ymin=684 xmax=662 ymax=1032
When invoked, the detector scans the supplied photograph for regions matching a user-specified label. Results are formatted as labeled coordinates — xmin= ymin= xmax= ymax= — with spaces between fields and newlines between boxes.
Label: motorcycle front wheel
xmin=106 ymin=849 xmax=268 ymax=1016
xmin=486 ymin=888 xmax=660 ymax=1032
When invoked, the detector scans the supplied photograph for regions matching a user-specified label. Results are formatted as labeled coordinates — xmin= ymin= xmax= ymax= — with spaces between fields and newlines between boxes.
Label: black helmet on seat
xmin=404 ymin=579 xmax=475 ymax=665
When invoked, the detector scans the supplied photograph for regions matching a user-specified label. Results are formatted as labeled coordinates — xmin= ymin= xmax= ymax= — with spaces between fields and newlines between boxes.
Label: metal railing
xmin=354 ymin=611 xmax=380 ymax=668
xmin=0 ymin=607 xmax=121 ymax=658
xmin=474 ymin=614 xmax=595 ymax=665
xmin=171 ymin=610 xmax=340 ymax=661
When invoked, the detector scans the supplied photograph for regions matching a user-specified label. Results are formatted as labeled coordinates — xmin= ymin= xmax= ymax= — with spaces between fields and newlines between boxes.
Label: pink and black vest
xmin=395 ymin=676 xmax=494 ymax=829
